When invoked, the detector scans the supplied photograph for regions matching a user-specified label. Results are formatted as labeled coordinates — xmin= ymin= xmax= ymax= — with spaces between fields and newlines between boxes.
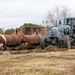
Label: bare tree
xmin=46 ymin=6 xmax=70 ymax=26
xmin=47 ymin=10 xmax=56 ymax=26
xmin=53 ymin=6 xmax=61 ymax=20
xmin=60 ymin=6 xmax=70 ymax=19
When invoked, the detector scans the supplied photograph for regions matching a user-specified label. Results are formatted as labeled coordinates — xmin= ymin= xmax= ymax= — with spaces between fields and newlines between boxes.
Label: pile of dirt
xmin=31 ymin=45 xmax=68 ymax=53
xmin=70 ymin=43 xmax=75 ymax=49
xmin=45 ymin=45 xmax=68 ymax=51
xmin=17 ymin=43 xmax=36 ymax=50
xmin=0 ymin=45 xmax=69 ymax=55
xmin=18 ymin=43 xmax=68 ymax=52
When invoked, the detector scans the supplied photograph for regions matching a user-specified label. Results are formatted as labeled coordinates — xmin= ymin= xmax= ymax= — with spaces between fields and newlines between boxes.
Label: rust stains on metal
xmin=25 ymin=28 xmax=36 ymax=35
xmin=25 ymin=27 xmax=48 ymax=36
xmin=0 ymin=35 xmax=4 ymax=43
xmin=4 ymin=35 xmax=21 ymax=46
xmin=0 ymin=28 xmax=23 ymax=50
xmin=0 ymin=27 xmax=44 ymax=50
xmin=23 ymin=34 xmax=41 ymax=45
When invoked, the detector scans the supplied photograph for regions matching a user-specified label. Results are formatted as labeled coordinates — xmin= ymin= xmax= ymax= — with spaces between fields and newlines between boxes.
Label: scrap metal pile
xmin=0 ymin=28 xmax=42 ymax=50
xmin=0 ymin=17 xmax=75 ymax=51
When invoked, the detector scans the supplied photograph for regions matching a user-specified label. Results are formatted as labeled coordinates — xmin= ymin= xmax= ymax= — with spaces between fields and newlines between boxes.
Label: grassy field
xmin=0 ymin=49 xmax=75 ymax=75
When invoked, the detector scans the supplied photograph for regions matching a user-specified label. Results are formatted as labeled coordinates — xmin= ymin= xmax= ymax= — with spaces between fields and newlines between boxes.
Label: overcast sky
xmin=0 ymin=0 xmax=75 ymax=30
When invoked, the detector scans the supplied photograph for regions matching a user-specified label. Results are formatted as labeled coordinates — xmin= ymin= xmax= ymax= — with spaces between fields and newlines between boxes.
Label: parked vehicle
xmin=40 ymin=17 xmax=75 ymax=49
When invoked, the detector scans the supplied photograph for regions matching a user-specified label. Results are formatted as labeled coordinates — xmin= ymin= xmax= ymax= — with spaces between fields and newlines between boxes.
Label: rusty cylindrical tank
xmin=0 ymin=34 xmax=21 ymax=47
xmin=22 ymin=34 xmax=41 ymax=45
xmin=0 ymin=35 xmax=4 ymax=50
xmin=0 ymin=35 xmax=4 ymax=43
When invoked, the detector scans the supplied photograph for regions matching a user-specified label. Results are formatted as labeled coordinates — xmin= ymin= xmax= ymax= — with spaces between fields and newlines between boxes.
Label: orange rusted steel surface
xmin=5 ymin=35 xmax=21 ymax=46
xmin=0 ymin=35 xmax=4 ymax=43
xmin=25 ymin=27 xmax=42 ymax=35
xmin=23 ymin=34 xmax=41 ymax=45
xmin=0 ymin=34 xmax=21 ymax=47
xmin=0 ymin=28 xmax=42 ymax=50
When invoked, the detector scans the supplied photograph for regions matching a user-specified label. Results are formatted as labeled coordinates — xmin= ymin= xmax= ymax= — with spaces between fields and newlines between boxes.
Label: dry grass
xmin=0 ymin=49 xmax=75 ymax=75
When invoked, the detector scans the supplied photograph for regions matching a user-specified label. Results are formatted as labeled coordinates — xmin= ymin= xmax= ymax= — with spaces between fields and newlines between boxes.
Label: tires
xmin=66 ymin=35 xmax=71 ymax=49
xmin=59 ymin=35 xmax=71 ymax=49
xmin=51 ymin=38 xmax=56 ymax=45
xmin=40 ymin=36 xmax=47 ymax=49
xmin=60 ymin=39 xmax=66 ymax=48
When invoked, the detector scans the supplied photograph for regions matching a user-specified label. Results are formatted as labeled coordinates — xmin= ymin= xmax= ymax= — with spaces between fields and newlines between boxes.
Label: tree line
xmin=4 ymin=23 xmax=41 ymax=34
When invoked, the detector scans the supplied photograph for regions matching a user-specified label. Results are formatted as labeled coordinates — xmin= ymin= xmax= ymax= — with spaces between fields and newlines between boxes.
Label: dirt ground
xmin=0 ymin=48 xmax=75 ymax=75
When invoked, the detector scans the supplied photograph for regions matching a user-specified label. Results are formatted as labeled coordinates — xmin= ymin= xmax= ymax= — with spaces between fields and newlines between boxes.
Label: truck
xmin=40 ymin=17 xmax=75 ymax=49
